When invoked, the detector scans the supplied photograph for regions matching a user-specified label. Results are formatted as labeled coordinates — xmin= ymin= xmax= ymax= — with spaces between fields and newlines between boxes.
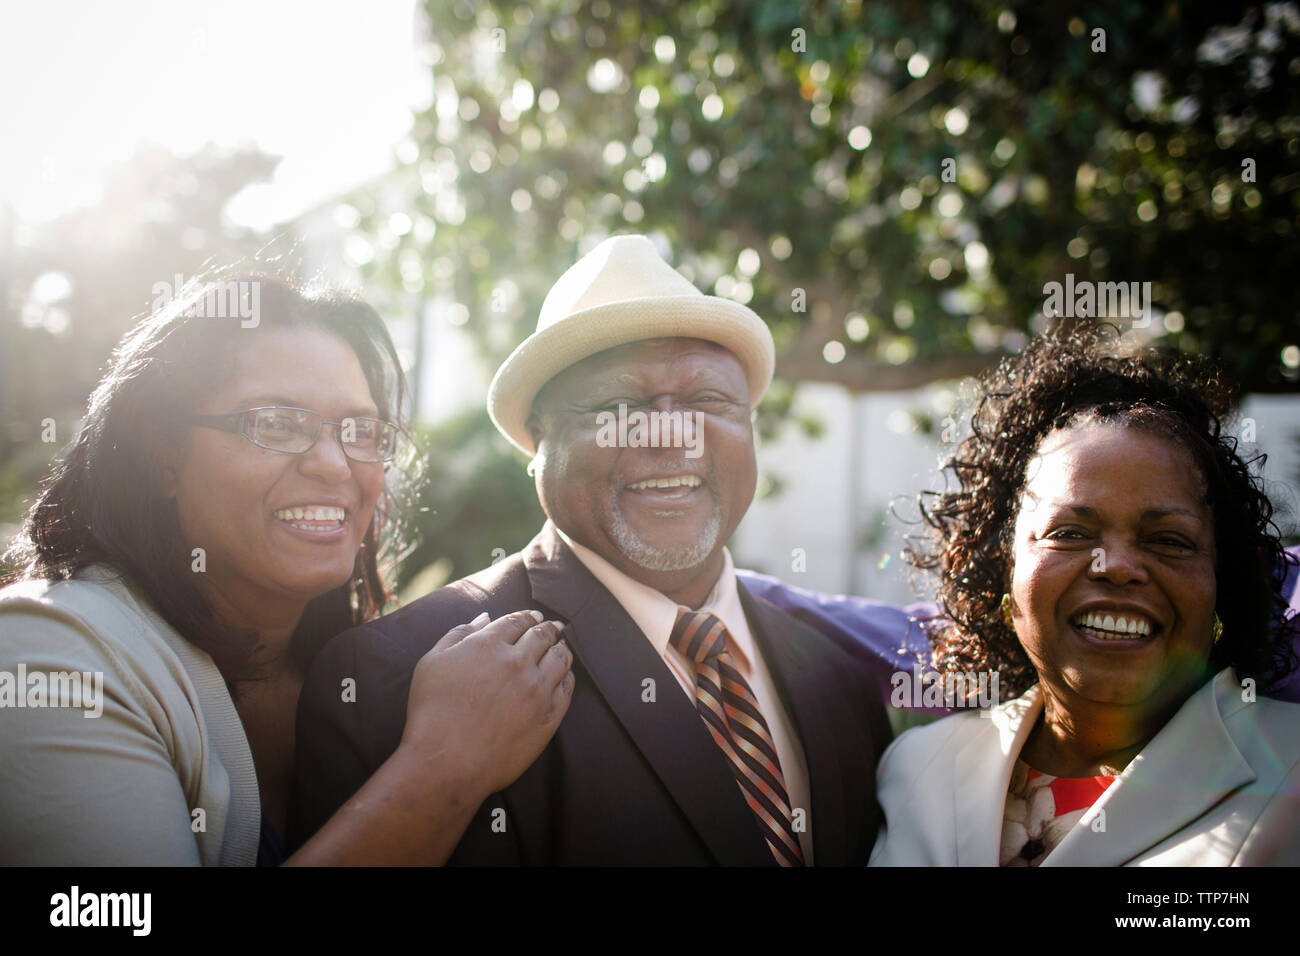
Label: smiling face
xmin=1007 ymin=420 xmax=1218 ymax=713
xmin=527 ymin=337 xmax=756 ymax=594
xmin=167 ymin=325 xmax=387 ymax=622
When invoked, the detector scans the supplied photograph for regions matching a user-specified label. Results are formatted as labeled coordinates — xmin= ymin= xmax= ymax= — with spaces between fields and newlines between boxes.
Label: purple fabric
xmin=1271 ymin=548 xmax=1300 ymax=702
xmin=739 ymin=546 xmax=1300 ymax=709
xmin=738 ymin=571 xmax=940 ymax=710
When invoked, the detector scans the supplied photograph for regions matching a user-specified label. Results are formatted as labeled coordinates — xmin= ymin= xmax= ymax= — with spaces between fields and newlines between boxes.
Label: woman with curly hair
xmin=869 ymin=323 xmax=1300 ymax=866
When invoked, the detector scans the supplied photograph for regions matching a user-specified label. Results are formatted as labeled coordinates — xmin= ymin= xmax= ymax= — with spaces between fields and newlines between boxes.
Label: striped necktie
xmin=669 ymin=608 xmax=805 ymax=866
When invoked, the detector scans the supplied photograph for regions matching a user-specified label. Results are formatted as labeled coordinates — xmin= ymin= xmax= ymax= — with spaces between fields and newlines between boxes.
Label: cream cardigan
xmin=0 ymin=566 xmax=260 ymax=865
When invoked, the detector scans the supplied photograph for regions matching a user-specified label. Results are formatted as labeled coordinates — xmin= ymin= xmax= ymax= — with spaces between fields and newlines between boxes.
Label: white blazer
xmin=869 ymin=668 xmax=1300 ymax=866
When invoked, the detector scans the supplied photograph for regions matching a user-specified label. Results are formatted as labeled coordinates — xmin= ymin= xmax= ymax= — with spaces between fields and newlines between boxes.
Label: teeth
xmin=1072 ymin=610 xmax=1153 ymax=638
xmin=630 ymin=476 xmax=702 ymax=490
xmin=274 ymin=506 xmax=345 ymax=522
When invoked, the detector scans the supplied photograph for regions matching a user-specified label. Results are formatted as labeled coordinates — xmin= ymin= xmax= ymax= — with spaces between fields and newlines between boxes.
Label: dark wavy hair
xmin=3 ymin=272 xmax=418 ymax=692
xmin=906 ymin=322 xmax=1298 ymax=701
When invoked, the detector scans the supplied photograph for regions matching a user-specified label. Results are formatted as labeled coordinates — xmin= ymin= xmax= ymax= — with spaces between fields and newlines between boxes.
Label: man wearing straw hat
xmin=292 ymin=235 xmax=892 ymax=865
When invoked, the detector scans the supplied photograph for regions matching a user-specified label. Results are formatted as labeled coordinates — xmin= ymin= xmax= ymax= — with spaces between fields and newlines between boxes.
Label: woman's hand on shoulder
xmin=288 ymin=609 xmax=573 ymax=865
xmin=400 ymin=609 xmax=574 ymax=796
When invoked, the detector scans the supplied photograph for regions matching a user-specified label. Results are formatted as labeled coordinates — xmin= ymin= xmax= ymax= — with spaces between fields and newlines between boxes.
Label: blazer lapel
xmin=1043 ymin=670 xmax=1255 ymax=867
xmin=954 ymin=688 xmax=1043 ymax=866
xmin=524 ymin=524 xmax=774 ymax=866
xmin=740 ymin=587 xmax=850 ymax=864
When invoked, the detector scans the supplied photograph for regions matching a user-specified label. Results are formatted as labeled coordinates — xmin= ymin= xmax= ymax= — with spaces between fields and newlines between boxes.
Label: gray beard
xmin=608 ymin=488 xmax=722 ymax=572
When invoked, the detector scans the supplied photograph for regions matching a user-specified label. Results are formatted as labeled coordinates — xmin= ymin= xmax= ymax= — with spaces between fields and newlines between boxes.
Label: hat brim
xmin=487 ymin=295 xmax=775 ymax=455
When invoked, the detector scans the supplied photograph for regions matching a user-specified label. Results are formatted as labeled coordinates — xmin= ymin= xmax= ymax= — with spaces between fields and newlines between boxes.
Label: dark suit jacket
xmin=289 ymin=522 xmax=893 ymax=865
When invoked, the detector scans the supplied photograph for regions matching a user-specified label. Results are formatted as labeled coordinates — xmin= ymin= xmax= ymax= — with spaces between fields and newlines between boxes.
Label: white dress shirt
xmin=555 ymin=528 xmax=814 ymax=862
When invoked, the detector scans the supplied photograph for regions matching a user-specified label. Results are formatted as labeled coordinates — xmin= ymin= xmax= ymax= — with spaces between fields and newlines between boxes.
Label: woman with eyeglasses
xmin=0 ymin=275 xmax=574 ymax=865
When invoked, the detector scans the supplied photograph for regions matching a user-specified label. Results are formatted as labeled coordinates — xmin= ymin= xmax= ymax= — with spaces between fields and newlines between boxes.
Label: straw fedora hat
xmin=487 ymin=234 xmax=775 ymax=455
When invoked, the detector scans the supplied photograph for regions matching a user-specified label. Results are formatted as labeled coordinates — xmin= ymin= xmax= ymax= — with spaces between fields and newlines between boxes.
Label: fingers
xmin=518 ymin=620 xmax=565 ymax=664
xmin=430 ymin=611 xmax=491 ymax=652
xmin=479 ymin=609 xmax=549 ymax=646
xmin=549 ymin=662 xmax=576 ymax=723
xmin=441 ymin=610 xmax=545 ymax=651
xmin=536 ymin=632 xmax=573 ymax=686
xmin=429 ymin=610 xmax=569 ymax=670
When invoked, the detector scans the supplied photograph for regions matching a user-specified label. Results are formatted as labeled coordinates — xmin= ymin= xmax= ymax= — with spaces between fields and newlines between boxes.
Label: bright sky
xmin=0 ymin=0 xmax=428 ymax=228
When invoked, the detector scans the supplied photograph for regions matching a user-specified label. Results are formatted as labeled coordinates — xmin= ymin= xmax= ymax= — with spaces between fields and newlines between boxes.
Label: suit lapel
xmin=740 ymin=587 xmax=851 ymax=864
xmin=1043 ymin=670 xmax=1255 ymax=867
xmin=524 ymin=524 xmax=773 ymax=866
xmin=954 ymin=688 xmax=1042 ymax=866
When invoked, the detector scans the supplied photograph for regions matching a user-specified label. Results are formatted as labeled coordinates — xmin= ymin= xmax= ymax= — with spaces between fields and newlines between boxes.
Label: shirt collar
xmin=554 ymin=526 xmax=753 ymax=671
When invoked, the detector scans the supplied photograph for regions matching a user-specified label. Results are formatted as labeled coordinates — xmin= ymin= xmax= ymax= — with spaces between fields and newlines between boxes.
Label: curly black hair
xmin=906 ymin=322 xmax=1298 ymax=701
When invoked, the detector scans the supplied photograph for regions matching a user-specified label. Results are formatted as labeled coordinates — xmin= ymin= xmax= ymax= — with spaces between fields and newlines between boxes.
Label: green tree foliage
xmin=341 ymin=0 xmax=1298 ymax=401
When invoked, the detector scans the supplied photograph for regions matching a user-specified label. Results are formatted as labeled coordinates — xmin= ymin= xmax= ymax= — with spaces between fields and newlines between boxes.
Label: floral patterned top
xmin=1000 ymin=759 xmax=1115 ymax=866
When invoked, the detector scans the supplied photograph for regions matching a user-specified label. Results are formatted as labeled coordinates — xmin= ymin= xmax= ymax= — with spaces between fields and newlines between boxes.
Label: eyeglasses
xmin=190 ymin=406 xmax=399 ymax=463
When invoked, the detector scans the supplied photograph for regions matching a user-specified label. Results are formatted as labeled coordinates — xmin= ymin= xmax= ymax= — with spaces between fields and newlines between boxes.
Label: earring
xmin=1000 ymin=593 xmax=1015 ymax=631
xmin=526 ymin=458 xmax=538 ymax=477
xmin=1212 ymin=612 xmax=1223 ymax=644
